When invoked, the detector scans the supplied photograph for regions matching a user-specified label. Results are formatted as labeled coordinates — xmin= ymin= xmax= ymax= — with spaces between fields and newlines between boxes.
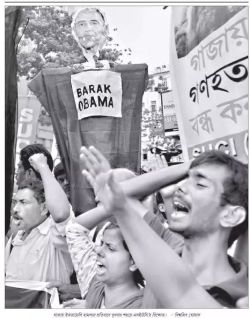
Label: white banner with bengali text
xmin=170 ymin=6 xmax=248 ymax=163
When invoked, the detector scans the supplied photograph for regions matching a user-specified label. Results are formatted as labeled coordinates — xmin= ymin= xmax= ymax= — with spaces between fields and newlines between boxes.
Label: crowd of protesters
xmin=5 ymin=7 xmax=248 ymax=310
xmin=5 ymin=142 xmax=248 ymax=309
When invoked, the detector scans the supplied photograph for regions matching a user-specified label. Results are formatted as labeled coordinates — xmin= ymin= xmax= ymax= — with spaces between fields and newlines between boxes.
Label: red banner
xmin=29 ymin=64 xmax=148 ymax=214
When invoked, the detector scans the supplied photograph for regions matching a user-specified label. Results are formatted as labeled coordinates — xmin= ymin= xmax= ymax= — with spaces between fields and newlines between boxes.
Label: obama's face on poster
xmin=73 ymin=9 xmax=108 ymax=53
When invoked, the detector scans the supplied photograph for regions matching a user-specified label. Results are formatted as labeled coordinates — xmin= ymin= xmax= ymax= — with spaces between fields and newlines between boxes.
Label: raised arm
xmin=29 ymin=153 xmax=70 ymax=223
xmin=74 ymin=204 xmax=110 ymax=230
xmin=73 ymin=146 xmax=112 ymax=229
xmin=81 ymin=146 xmax=189 ymax=200
xmin=121 ymin=163 xmax=189 ymax=198
xmin=77 ymin=146 xmax=189 ymax=229
xmin=96 ymin=171 xmax=222 ymax=309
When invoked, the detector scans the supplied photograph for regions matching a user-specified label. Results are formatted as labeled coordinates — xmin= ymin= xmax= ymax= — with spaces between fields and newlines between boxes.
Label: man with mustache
xmin=6 ymin=153 xmax=73 ymax=284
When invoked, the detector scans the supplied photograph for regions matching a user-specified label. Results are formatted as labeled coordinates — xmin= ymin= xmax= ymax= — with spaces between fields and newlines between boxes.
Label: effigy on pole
xmin=29 ymin=8 xmax=148 ymax=215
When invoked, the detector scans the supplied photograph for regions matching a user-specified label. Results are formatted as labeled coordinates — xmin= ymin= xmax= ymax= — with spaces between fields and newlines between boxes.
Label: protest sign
xmin=71 ymin=70 xmax=122 ymax=119
xmin=16 ymin=88 xmax=41 ymax=155
xmin=170 ymin=6 xmax=248 ymax=163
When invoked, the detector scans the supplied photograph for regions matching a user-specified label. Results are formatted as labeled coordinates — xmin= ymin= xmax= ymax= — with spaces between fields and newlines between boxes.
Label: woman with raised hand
xmin=65 ymin=156 xmax=144 ymax=308
xmin=78 ymin=146 xmax=248 ymax=309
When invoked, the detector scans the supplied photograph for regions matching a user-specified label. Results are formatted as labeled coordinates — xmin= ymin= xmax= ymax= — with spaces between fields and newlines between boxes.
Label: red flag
xmin=5 ymin=280 xmax=60 ymax=308
xmin=28 ymin=64 xmax=148 ymax=215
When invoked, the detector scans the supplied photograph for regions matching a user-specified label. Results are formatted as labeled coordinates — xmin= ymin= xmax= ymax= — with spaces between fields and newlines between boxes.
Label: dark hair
xmin=74 ymin=8 xmax=106 ymax=25
xmin=54 ymin=162 xmax=65 ymax=179
xmin=20 ymin=144 xmax=53 ymax=174
xmin=191 ymin=150 xmax=248 ymax=247
xmin=156 ymin=192 xmax=164 ymax=205
xmin=171 ymin=135 xmax=180 ymax=141
xmin=18 ymin=179 xmax=45 ymax=204
xmin=105 ymin=222 xmax=145 ymax=287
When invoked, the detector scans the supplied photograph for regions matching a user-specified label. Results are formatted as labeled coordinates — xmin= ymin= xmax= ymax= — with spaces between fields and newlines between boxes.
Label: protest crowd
xmin=5 ymin=6 xmax=248 ymax=310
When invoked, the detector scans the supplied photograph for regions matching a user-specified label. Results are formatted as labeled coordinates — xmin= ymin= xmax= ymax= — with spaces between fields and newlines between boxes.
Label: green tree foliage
xmin=17 ymin=6 xmax=124 ymax=79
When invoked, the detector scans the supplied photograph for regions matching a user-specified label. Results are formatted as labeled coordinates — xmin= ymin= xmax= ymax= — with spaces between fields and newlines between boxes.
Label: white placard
xmin=71 ymin=70 xmax=122 ymax=120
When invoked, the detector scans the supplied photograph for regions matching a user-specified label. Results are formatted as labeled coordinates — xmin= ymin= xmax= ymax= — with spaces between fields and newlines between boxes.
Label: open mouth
xmin=12 ymin=215 xmax=22 ymax=226
xmin=173 ymin=201 xmax=189 ymax=213
xmin=96 ymin=260 xmax=106 ymax=275
xmin=97 ymin=260 xmax=104 ymax=268
xmin=171 ymin=198 xmax=190 ymax=220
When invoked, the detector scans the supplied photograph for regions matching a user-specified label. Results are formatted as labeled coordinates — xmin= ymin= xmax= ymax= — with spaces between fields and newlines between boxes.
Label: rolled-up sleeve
xmin=65 ymin=220 xmax=97 ymax=299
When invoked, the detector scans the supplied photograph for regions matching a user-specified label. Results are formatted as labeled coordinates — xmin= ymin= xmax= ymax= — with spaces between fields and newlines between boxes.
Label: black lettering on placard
xmin=77 ymin=84 xmax=112 ymax=96
xmin=84 ymin=99 xmax=89 ymax=109
xmin=81 ymin=96 xmax=114 ymax=109
xmin=82 ymin=86 xmax=88 ymax=95
xmin=89 ymin=85 xmax=95 ymax=94
xmin=76 ymin=88 xmax=82 ymax=98
xmin=78 ymin=101 xmax=83 ymax=111
xmin=98 ymin=96 xmax=108 ymax=107
xmin=108 ymin=97 xmax=113 ymax=107
xmin=96 ymin=84 xmax=103 ymax=93
xmin=104 ymin=84 xmax=111 ymax=94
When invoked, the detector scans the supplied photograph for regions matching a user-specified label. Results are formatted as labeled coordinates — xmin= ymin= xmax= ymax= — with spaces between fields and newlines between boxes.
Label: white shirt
xmin=5 ymin=216 xmax=73 ymax=283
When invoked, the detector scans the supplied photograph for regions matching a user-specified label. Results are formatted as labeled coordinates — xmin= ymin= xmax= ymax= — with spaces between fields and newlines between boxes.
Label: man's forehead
xmin=104 ymin=227 xmax=123 ymax=242
xmin=75 ymin=9 xmax=104 ymax=22
xmin=15 ymin=188 xmax=35 ymax=200
xmin=190 ymin=163 xmax=229 ymax=181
